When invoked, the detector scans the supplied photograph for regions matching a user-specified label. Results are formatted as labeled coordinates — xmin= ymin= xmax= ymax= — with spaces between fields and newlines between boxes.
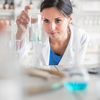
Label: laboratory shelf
xmin=0 ymin=10 xmax=14 ymax=16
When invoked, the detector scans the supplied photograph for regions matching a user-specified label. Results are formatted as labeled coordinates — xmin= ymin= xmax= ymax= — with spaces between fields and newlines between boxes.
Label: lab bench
xmin=19 ymin=49 xmax=100 ymax=100
xmin=23 ymin=65 xmax=99 ymax=100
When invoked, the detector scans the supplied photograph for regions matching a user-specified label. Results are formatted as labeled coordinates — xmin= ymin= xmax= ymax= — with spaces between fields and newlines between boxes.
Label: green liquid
xmin=64 ymin=82 xmax=88 ymax=91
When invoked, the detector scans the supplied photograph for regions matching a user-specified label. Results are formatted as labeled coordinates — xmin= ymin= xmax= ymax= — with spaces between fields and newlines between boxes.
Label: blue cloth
xmin=49 ymin=45 xmax=62 ymax=65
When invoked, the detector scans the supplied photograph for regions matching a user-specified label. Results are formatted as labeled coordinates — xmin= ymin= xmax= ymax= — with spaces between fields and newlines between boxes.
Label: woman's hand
xmin=16 ymin=5 xmax=42 ymax=41
xmin=16 ymin=6 xmax=30 ymax=41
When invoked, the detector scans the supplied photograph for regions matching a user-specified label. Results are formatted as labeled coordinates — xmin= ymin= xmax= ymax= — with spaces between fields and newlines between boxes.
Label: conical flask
xmin=64 ymin=64 xmax=90 ymax=91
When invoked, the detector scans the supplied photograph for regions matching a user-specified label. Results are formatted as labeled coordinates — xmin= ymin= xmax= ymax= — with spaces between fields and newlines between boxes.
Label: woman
xmin=16 ymin=0 xmax=89 ymax=65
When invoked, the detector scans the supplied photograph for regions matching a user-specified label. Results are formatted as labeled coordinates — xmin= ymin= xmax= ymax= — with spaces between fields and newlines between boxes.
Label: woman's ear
xmin=68 ymin=14 xmax=73 ymax=24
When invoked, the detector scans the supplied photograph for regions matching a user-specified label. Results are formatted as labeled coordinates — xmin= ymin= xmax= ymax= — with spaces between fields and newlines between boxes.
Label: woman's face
xmin=42 ymin=7 xmax=72 ymax=41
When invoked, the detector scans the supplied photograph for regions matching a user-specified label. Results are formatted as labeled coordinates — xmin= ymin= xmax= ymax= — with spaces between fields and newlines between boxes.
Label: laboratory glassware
xmin=64 ymin=64 xmax=90 ymax=91
xmin=27 ymin=12 xmax=43 ymax=68
xmin=8 ymin=39 xmax=20 ymax=54
xmin=13 ymin=39 xmax=20 ymax=54
xmin=64 ymin=28 xmax=90 ymax=91
xmin=0 ymin=36 xmax=24 ymax=100
xmin=8 ymin=39 xmax=21 ymax=62
xmin=9 ymin=0 xmax=14 ymax=9
xmin=27 ymin=11 xmax=42 ymax=42
xmin=7 ymin=21 xmax=17 ymax=52
xmin=3 ymin=0 xmax=9 ymax=10
xmin=11 ymin=21 xmax=17 ymax=41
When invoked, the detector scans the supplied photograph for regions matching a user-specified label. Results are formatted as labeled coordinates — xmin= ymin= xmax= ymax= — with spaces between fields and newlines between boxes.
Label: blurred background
xmin=0 ymin=0 xmax=100 ymax=64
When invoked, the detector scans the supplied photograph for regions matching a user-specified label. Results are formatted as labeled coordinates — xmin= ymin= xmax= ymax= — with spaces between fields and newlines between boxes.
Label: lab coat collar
xmin=68 ymin=24 xmax=74 ymax=48
xmin=59 ymin=24 xmax=74 ymax=65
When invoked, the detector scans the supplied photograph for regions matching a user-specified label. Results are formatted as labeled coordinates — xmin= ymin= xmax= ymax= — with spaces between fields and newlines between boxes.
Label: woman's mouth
xmin=50 ymin=32 xmax=57 ymax=35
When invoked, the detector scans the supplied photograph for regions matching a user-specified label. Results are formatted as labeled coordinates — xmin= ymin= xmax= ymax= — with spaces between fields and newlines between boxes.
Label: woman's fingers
xmin=16 ymin=19 xmax=27 ymax=27
xmin=17 ymin=11 xmax=30 ymax=24
xmin=21 ymin=10 xmax=30 ymax=21
xmin=20 ymin=15 xmax=29 ymax=24
xmin=16 ymin=16 xmax=28 ymax=30
xmin=25 ymin=6 xmax=31 ymax=12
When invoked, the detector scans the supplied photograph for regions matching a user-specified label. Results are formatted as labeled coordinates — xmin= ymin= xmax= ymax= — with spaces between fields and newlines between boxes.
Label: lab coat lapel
xmin=59 ymin=24 xmax=74 ymax=65
xmin=59 ymin=45 xmax=74 ymax=65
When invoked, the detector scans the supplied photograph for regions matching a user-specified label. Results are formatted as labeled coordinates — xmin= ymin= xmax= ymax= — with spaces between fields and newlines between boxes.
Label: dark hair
xmin=40 ymin=0 xmax=73 ymax=18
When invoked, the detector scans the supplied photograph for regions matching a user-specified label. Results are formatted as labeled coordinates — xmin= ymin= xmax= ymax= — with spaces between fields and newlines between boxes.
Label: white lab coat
xmin=19 ymin=24 xmax=89 ymax=66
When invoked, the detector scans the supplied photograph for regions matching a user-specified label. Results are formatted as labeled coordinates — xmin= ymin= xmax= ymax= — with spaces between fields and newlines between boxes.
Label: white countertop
xmin=24 ymin=64 xmax=100 ymax=100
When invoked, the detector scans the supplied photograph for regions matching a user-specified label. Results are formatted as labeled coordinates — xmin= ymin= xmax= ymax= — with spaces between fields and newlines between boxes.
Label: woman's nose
xmin=49 ymin=23 xmax=56 ymax=31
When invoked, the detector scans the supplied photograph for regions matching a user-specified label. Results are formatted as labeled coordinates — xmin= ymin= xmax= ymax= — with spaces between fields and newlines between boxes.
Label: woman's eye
xmin=44 ymin=19 xmax=49 ymax=23
xmin=56 ymin=19 xmax=61 ymax=23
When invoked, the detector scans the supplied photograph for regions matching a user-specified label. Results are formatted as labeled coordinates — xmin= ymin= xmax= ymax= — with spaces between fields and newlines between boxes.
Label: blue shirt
xmin=49 ymin=45 xmax=62 ymax=65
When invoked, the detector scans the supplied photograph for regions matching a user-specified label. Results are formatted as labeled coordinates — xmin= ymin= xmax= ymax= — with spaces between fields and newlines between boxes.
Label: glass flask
xmin=9 ymin=39 xmax=20 ymax=54
xmin=27 ymin=12 xmax=43 ymax=68
xmin=64 ymin=27 xmax=90 ymax=91
xmin=64 ymin=64 xmax=90 ymax=91
xmin=11 ymin=21 xmax=17 ymax=40
xmin=7 ymin=39 xmax=21 ymax=62
xmin=27 ymin=11 xmax=42 ymax=42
